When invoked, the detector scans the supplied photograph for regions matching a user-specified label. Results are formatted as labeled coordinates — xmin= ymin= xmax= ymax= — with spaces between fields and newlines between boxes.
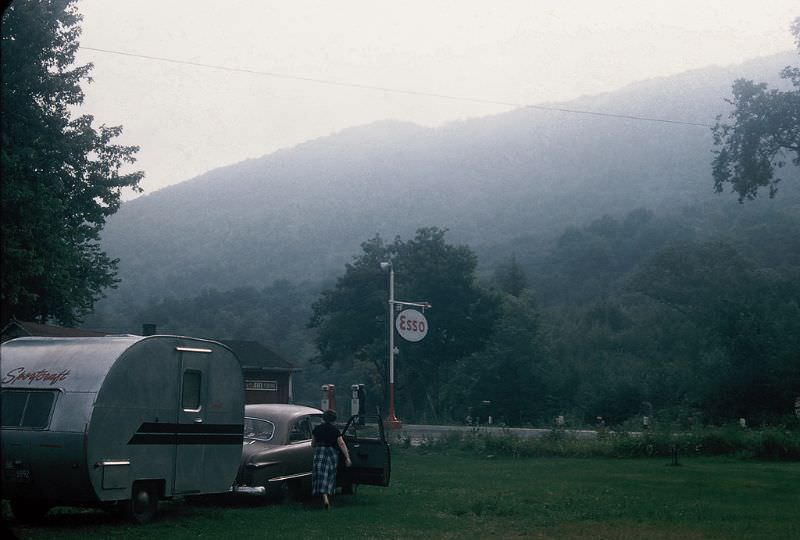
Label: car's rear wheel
xmin=266 ymin=480 xmax=290 ymax=503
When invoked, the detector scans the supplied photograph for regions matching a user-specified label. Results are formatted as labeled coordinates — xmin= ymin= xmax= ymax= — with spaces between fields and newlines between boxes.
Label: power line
xmin=81 ymin=46 xmax=713 ymax=129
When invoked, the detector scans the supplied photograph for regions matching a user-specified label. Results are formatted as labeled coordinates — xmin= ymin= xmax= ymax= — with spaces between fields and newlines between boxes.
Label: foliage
xmin=134 ymin=281 xmax=319 ymax=357
xmin=523 ymin=208 xmax=693 ymax=306
xmin=629 ymin=240 xmax=800 ymax=421
xmin=0 ymin=0 xmax=143 ymax=325
xmin=444 ymin=291 xmax=548 ymax=425
xmin=712 ymin=17 xmax=800 ymax=201
xmin=308 ymin=228 xmax=501 ymax=421
xmin=492 ymin=253 xmax=527 ymax=296
xmin=515 ymin=201 xmax=800 ymax=427
xmin=94 ymin=201 xmax=800 ymax=425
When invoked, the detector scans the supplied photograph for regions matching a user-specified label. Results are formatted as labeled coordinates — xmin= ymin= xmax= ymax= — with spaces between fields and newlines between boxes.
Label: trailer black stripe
xmin=128 ymin=433 xmax=243 ymax=445
xmin=128 ymin=423 xmax=243 ymax=445
xmin=136 ymin=422 xmax=244 ymax=434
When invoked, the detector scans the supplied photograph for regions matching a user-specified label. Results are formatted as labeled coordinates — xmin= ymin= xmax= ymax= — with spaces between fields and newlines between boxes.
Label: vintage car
xmin=231 ymin=404 xmax=390 ymax=501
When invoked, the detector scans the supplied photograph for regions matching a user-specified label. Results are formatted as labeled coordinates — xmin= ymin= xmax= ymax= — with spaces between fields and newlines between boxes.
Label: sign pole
xmin=386 ymin=264 xmax=401 ymax=429
xmin=380 ymin=261 xmax=430 ymax=430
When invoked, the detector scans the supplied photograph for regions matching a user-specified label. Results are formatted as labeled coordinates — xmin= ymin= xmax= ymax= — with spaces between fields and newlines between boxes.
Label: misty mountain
xmin=98 ymin=51 xmax=799 ymax=311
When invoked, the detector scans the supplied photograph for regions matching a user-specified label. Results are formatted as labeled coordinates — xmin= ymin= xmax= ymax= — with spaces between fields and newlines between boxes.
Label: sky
xmin=72 ymin=0 xmax=799 ymax=197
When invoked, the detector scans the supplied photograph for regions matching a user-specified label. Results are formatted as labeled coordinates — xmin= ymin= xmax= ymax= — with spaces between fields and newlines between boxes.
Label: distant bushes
xmin=410 ymin=425 xmax=800 ymax=461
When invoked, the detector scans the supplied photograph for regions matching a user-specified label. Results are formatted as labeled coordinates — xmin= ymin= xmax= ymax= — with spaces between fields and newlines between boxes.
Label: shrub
xmin=751 ymin=427 xmax=800 ymax=460
xmin=410 ymin=425 xmax=800 ymax=461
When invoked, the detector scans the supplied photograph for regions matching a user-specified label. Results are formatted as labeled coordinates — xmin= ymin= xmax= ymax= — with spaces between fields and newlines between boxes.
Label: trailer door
xmin=174 ymin=348 xmax=210 ymax=493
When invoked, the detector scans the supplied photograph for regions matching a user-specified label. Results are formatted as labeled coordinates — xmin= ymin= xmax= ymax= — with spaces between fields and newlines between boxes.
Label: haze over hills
xmin=96 ymin=51 xmax=799 ymax=317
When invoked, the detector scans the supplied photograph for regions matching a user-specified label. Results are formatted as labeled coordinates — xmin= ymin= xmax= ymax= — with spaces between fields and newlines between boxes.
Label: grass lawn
xmin=4 ymin=450 xmax=799 ymax=539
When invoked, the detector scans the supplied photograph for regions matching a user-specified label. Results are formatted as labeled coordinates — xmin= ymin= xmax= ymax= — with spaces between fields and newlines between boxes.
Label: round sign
xmin=395 ymin=309 xmax=428 ymax=342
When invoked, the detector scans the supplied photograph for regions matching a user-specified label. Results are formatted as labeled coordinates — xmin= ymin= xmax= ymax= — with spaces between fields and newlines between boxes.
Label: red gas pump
xmin=321 ymin=384 xmax=336 ymax=412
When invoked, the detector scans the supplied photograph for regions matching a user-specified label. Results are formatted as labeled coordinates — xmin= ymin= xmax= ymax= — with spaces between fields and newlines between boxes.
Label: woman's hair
xmin=323 ymin=409 xmax=337 ymax=423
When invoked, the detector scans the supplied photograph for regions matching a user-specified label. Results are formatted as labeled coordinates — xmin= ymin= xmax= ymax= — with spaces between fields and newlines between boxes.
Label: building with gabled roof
xmin=217 ymin=339 xmax=302 ymax=405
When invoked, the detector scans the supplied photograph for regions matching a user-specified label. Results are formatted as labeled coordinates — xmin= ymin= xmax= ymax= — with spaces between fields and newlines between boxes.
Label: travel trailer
xmin=1 ymin=335 xmax=245 ymax=522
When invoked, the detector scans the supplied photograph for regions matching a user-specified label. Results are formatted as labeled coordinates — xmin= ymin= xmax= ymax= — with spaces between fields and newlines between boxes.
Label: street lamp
xmin=380 ymin=261 xmax=401 ymax=429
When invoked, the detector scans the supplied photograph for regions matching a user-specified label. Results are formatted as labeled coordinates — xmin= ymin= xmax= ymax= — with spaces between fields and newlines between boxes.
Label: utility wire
xmin=81 ymin=46 xmax=714 ymax=129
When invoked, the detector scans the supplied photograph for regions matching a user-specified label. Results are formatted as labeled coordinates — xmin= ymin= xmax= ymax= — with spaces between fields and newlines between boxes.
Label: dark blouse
xmin=313 ymin=422 xmax=340 ymax=447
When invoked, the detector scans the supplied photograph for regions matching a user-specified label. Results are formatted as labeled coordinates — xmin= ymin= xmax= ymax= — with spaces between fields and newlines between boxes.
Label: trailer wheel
xmin=124 ymin=481 xmax=159 ymax=524
xmin=9 ymin=499 xmax=51 ymax=522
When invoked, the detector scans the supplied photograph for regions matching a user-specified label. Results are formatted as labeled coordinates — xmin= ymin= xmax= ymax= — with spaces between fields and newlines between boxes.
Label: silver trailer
xmin=1 ymin=335 xmax=245 ymax=523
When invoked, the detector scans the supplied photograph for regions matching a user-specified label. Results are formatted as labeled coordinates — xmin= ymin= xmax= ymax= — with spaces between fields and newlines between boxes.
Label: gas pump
xmin=321 ymin=384 xmax=336 ymax=412
xmin=350 ymin=384 xmax=366 ymax=425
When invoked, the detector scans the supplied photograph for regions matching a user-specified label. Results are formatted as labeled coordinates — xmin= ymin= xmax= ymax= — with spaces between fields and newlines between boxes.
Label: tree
xmin=308 ymin=228 xmax=501 ymax=421
xmin=493 ymin=253 xmax=527 ymax=297
xmin=1 ymin=0 xmax=143 ymax=324
xmin=712 ymin=17 xmax=800 ymax=201
xmin=629 ymin=240 xmax=800 ymax=421
xmin=445 ymin=291 xmax=547 ymax=426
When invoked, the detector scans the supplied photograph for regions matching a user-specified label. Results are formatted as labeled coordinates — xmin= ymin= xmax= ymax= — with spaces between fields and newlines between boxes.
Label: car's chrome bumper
xmin=230 ymin=485 xmax=267 ymax=495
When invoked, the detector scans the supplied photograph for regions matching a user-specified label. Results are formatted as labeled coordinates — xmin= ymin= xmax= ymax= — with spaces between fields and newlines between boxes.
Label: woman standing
xmin=311 ymin=409 xmax=352 ymax=509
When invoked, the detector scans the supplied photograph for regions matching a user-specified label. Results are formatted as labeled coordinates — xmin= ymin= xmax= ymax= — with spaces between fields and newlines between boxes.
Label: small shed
xmin=218 ymin=340 xmax=301 ymax=405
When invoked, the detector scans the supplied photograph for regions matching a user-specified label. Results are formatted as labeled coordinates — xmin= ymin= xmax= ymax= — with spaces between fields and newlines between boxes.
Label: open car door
xmin=339 ymin=412 xmax=391 ymax=488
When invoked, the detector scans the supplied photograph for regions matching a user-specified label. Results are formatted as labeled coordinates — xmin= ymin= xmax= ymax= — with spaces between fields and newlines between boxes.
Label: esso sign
xmin=395 ymin=309 xmax=428 ymax=342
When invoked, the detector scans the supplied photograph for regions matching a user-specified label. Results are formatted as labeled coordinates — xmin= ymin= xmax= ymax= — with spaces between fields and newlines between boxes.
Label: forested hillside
xmin=86 ymin=51 xmax=800 ymax=426
xmin=95 ymin=52 xmax=796 ymax=309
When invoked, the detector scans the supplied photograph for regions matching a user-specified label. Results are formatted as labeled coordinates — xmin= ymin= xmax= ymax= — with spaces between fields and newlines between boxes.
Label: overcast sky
xmin=72 ymin=1 xmax=798 ymax=197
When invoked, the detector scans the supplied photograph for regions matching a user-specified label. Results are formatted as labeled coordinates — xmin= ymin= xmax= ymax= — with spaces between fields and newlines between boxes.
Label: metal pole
xmin=387 ymin=265 xmax=401 ymax=428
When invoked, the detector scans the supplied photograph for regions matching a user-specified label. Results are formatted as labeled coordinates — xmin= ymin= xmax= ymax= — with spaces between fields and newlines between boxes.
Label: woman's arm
xmin=337 ymin=436 xmax=352 ymax=467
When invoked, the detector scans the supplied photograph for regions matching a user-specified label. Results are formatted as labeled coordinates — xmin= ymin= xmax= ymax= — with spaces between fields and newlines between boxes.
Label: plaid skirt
xmin=311 ymin=446 xmax=339 ymax=495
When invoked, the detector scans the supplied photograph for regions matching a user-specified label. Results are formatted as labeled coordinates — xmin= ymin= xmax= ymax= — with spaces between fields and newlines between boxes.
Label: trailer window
xmin=1 ymin=391 xmax=26 ymax=426
xmin=1 ymin=390 xmax=56 ymax=429
xmin=182 ymin=370 xmax=202 ymax=410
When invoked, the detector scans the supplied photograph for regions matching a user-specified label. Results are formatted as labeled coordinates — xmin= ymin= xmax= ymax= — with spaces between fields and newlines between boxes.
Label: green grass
xmin=5 ymin=450 xmax=800 ymax=539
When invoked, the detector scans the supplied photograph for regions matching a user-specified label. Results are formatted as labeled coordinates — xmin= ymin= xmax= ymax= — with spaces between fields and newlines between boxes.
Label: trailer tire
xmin=9 ymin=499 xmax=51 ymax=522
xmin=124 ymin=481 xmax=159 ymax=524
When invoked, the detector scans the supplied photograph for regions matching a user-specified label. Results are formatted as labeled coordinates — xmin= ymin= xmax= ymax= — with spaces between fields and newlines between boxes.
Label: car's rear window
xmin=309 ymin=414 xmax=323 ymax=431
xmin=244 ymin=417 xmax=275 ymax=441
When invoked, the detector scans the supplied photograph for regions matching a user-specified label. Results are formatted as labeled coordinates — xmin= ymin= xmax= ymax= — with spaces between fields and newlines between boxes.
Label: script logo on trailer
xmin=2 ymin=367 xmax=71 ymax=386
